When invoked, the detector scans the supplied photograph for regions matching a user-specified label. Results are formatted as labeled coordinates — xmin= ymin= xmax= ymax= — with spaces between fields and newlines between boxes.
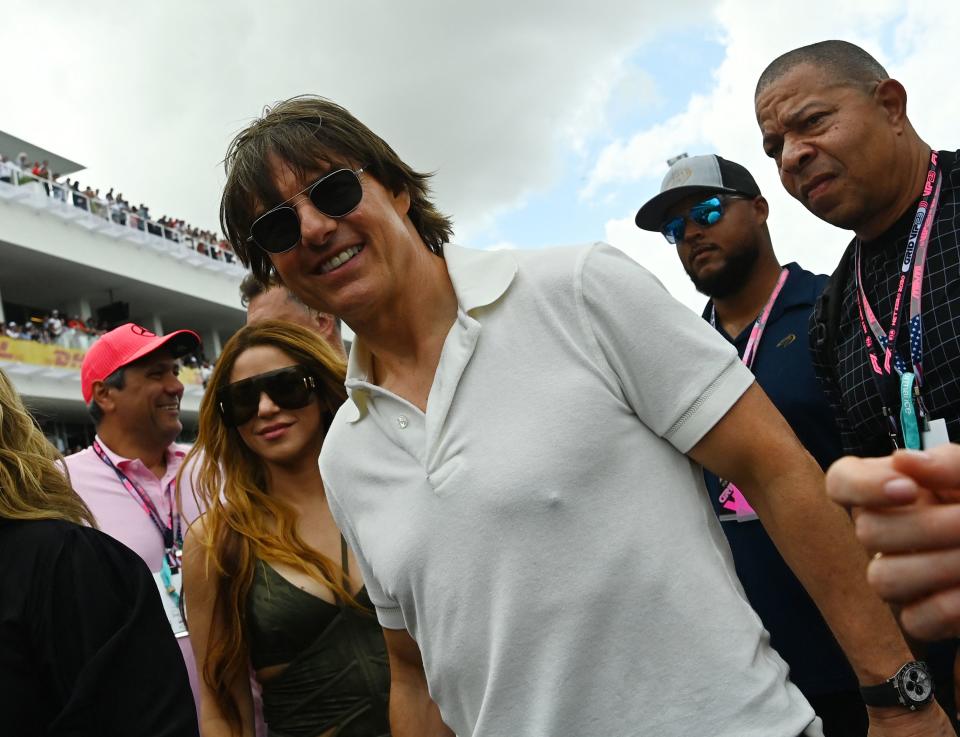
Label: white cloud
xmin=590 ymin=0 xmax=960 ymax=311
xmin=1 ymin=0 xmax=710 ymax=237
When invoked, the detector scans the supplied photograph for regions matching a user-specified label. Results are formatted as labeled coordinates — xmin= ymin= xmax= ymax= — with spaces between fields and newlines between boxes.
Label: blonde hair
xmin=0 ymin=368 xmax=95 ymax=526
xmin=178 ymin=320 xmax=353 ymax=731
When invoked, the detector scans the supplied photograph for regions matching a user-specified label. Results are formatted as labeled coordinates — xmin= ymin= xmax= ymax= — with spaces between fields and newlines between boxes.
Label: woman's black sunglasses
xmin=247 ymin=168 xmax=365 ymax=254
xmin=217 ymin=366 xmax=318 ymax=427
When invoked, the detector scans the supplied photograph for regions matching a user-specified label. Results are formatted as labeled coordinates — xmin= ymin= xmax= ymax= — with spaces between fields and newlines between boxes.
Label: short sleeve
xmin=577 ymin=243 xmax=755 ymax=453
xmin=35 ymin=526 xmax=199 ymax=736
xmin=323 ymin=474 xmax=406 ymax=630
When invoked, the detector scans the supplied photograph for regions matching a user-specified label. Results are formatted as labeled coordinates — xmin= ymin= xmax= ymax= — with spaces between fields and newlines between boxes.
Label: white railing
xmin=0 ymin=168 xmax=243 ymax=275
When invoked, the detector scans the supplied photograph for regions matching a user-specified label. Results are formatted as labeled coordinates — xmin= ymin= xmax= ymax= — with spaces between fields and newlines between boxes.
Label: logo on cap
xmin=130 ymin=325 xmax=156 ymax=337
xmin=664 ymin=167 xmax=693 ymax=189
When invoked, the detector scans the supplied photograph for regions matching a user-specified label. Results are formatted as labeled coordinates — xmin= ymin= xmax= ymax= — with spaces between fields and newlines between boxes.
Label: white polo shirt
xmin=321 ymin=243 xmax=820 ymax=737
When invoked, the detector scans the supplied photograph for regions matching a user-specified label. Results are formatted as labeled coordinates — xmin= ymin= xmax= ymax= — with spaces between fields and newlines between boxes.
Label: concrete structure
xmin=0 ymin=133 xmax=245 ymax=450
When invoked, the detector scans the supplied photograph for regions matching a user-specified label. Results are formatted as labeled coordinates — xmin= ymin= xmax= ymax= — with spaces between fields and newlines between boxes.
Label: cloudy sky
xmin=4 ymin=0 xmax=958 ymax=311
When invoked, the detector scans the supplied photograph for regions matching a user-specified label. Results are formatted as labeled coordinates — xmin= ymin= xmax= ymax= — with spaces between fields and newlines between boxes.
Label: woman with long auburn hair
xmin=0 ymin=368 xmax=198 ymax=735
xmin=179 ymin=320 xmax=389 ymax=737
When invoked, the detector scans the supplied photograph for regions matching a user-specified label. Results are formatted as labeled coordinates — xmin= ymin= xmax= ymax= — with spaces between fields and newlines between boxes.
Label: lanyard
xmin=854 ymin=150 xmax=942 ymax=448
xmin=711 ymin=267 xmax=789 ymax=522
xmin=711 ymin=267 xmax=790 ymax=371
xmin=92 ymin=439 xmax=182 ymax=569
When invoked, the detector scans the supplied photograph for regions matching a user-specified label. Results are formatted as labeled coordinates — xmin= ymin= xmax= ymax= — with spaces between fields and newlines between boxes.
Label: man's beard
xmin=686 ymin=245 xmax=760 ymax=299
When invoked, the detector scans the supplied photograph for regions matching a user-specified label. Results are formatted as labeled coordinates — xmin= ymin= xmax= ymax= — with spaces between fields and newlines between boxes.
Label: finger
xmin=899 ymin=585 xmax=960 ymax=641
xmin=826 ymin=455 xmax=919 ymax=508
xmin=867 ymin=547 xmax=960 ymax=602
xmin=891 ymin=446 xmax=960 ymax=502
xmin=856 ymin=504 xmax=960 ymax=554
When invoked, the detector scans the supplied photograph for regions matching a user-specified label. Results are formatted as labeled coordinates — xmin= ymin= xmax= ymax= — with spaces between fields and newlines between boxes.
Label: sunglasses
xmin=247 ymin=167 xmax=365 ymax=254
xmin=217 ymin=366 xmax=318 ymax=427
xmin=661 ymin=195 xmax=745 ymax=245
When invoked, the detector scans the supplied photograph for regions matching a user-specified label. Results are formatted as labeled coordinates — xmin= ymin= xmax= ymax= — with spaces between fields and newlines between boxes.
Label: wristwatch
xmin=859 ymin=660 xmax=935 ymax=710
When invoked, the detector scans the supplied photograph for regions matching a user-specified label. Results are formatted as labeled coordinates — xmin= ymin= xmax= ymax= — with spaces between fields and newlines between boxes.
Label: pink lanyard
xmin=855 ymin=150 xmax=942 ymax=385
xmin=711 ymin=267 xmax=790 ymax=371
xmin=710 ymin=267 xmax=789 ymax=522
xmin=92 ymin=439 xmax=181 ymax=567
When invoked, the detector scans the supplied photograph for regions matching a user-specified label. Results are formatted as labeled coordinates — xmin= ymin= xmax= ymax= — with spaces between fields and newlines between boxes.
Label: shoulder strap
xmin=340 ymin=535 xmax=349 ymax=578
xmin=812 ymin=238 xmax=856 ymax=367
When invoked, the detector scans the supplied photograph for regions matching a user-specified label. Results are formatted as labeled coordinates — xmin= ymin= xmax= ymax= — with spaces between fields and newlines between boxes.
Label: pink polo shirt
xmin=65 ymin=437 xmax=204 ymax=712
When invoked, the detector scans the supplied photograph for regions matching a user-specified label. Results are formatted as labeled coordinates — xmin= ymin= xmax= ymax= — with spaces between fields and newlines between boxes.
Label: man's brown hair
xmin=220 ymin=95 xmax=453 ymax=285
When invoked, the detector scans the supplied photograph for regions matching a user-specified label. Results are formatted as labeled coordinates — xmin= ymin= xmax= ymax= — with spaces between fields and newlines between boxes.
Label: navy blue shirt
xmin=702 ymin=262 xmax=856 ymax=696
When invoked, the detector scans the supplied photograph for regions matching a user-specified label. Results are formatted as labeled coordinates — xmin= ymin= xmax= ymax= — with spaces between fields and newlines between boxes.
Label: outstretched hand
xmin=827 ymin=444 xmax=960 ymax=640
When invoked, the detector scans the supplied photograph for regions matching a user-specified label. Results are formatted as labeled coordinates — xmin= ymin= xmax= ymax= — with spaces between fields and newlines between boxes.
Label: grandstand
xmin=0 ymin=130 xmax=245 ymax=452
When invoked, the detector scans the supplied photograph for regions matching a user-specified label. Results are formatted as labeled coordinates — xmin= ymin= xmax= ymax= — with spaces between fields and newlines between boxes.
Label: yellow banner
xmin=0 ymin=337 xmax=203 ymax=385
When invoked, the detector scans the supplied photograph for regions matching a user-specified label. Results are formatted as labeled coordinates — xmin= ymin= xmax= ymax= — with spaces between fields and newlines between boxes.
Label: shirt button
xmin=397 ymin=415 xmax=409 ymax=429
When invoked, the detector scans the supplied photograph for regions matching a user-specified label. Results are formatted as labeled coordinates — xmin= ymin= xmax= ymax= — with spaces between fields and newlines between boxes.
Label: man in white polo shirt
xmin=217 ymin=96 xmax=952 ymax=737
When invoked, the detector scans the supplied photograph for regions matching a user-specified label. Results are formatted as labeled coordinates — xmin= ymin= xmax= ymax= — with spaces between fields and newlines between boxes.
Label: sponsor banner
xmin=0 ymin=336 xmax=202 ymax=385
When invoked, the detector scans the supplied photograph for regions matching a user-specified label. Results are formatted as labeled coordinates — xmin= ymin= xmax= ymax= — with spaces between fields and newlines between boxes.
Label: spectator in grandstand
xmin=17 ymin=152 xmax=28 ymax=171
xmin=0 ymin=367 xmax=199 ymax=737
xmin=240 ymin=273 xmax=346 ymax=358
xmin=0 ymin=155 xmax=13 ymax=184
xmin=24 ymin=323 xmax=42 ymax=342
xmin=45 ymin=310 xmax=64 ymax=342
xmin=65 ymin=323 xmax=207 ymax=712
xmin=51 ymin=174 xmax=67 ymax=202
xmin=71 ymin=181 xmax=88 ymax=211
xmin=198 ymin=360 xmax=212 ymax=388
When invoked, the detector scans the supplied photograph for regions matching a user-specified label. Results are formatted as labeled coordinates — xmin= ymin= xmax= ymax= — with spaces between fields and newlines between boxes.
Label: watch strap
xmin=859 ymin=679 xmax=902 ymax=708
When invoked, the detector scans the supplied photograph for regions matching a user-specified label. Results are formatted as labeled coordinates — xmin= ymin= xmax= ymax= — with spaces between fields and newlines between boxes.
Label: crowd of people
xmin=4 ymin=38 xmax=960 ymax=737
xmin=0 ymin=152 xmax=235 ymax=264
xmin=0 ymin=308 xmax=214 ymax=381
xmin=1 ymin=310 xmax=110 ymax=349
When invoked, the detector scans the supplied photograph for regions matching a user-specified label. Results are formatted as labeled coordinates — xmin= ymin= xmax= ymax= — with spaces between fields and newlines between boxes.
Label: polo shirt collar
xmin=94 ymin=434 xmax=185 ymax=470
xmin=701 ymin=263 xmax=815 ymax=342
xmin=342 ymin=244 xmax=518 ymax=422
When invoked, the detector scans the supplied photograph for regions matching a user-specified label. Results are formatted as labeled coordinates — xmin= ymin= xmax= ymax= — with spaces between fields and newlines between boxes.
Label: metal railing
xmin=0 ymin=167 xmax=242 ymax=273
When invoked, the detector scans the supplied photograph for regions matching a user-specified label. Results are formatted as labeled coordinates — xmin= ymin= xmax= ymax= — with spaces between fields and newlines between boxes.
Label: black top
xmin=246 ymin=540 xmax=391 ymax=737
xmin=810 ymin=149 xmax=960 ymax=455
xmin=0 ymin=518 xmax=198 ymax=737
xmin=702 ymin=263 xmax=856 ymax=697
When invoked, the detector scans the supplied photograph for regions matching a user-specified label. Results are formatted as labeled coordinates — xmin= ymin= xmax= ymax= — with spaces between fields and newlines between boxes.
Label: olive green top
xmin=247 ymin=539 xmax=390 ymax=737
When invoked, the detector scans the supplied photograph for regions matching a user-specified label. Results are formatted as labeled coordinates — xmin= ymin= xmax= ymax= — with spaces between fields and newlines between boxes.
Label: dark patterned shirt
xmin=810 ymin=149 xmax=960 ymax=456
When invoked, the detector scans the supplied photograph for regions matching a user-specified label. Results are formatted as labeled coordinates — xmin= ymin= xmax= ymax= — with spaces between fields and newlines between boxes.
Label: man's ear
xmin=752 ymin=195 xmax=770 ymax=226
xmin=392 ymin=185 xmax=412 ymax=217
xmin=91 ymin=381 xmax=116 ymax=415
xmin=874 ymin=78 xmax=909 ymax=133
xmin=314 ymin=311 xmax=337 ymax=336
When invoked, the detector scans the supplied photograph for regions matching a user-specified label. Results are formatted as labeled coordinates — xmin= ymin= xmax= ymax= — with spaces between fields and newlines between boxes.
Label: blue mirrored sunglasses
xmin=661 ymin=195 xmax=744 ymax=245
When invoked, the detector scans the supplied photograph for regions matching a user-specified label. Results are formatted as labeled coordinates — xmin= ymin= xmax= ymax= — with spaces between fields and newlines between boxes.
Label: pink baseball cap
xmin=81 ymin=323 xmax=201 ymax=403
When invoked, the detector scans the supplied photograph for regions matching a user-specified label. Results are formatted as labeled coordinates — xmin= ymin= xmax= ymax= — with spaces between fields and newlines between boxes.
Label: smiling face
xmin=666 ymin=193 xmax=767 ymax=299
xmin=228 ymin=344 xmax=325 ymax=468
xmin=259 ymin=154 xmax=422 ymax=327
xmin=755 ymin=63 xmax=907 ymax=233
xmin=105 ymin=348 xmax=184 ymax=448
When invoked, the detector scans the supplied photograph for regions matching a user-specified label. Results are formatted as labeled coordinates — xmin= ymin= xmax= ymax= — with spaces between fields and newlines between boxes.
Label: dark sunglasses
xmin=217 ymin=366 xmax=318 ymax=427
xmin=247 ymin=168 xmax=365 ymax=254
xmin=661 ymin=195 xmax=746 ymax=245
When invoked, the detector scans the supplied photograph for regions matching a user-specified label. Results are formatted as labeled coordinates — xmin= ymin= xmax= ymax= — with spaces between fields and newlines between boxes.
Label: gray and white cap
xmin=635 ymin=154 xmax=761 ymax=231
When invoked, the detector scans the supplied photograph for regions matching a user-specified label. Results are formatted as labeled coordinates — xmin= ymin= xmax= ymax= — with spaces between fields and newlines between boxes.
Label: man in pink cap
xmin=66 ymin=322 xmax=205 ymax=712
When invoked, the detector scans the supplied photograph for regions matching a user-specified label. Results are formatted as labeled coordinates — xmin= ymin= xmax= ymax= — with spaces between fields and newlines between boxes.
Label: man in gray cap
xmin=637 ymin=154 xmax=863 ymax=736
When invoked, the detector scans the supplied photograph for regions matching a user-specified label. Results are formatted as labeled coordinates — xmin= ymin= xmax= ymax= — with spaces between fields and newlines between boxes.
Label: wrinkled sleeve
xmin=577 ymin=243 xmax=755 ymax=453
xmin=35 ymin=527 xmax=199 ymax=737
